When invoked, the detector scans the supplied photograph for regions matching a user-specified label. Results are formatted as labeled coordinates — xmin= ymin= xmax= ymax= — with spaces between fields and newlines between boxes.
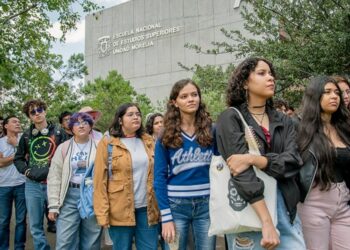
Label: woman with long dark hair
xmin=154 ymin=79 xmax=216 ymax=250
xmin=216 ymin=57 xmax=306 ymax=249
xmin=93 ymin=103 xmax=160 ymax=250
xmin=297 ymin=76 xmax=350 ymax=249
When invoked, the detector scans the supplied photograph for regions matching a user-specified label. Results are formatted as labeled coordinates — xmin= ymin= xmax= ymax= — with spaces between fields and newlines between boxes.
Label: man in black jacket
xmin=14 ymin=99 xmax=63 ymax=250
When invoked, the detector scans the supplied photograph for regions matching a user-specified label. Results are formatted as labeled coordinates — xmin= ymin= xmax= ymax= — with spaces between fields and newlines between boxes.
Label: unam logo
xmin=98 ymin=36 xmax=111 ymax=58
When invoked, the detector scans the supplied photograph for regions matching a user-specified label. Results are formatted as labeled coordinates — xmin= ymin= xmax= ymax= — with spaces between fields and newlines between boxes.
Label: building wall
xmin=85 ymin=0 xmax=247 ymax=103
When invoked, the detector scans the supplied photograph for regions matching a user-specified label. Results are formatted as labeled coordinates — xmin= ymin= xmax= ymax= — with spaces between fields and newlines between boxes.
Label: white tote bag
xmin=208 ymin=108 xmax=277 ymax=236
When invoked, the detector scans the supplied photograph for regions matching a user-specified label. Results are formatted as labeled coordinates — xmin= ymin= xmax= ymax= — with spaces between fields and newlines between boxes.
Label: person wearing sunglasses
xmin=14 ymin=99 xmax=65 ymax=250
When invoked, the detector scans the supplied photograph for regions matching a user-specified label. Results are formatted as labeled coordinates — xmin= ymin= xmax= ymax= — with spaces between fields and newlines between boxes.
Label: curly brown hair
xmin=161 ymin=79 xmax=212 ymax=148
xmin=23 ymin=99 xmax=47 ymax=118
xmin=226 ymin=57 xmax=276 ymax=107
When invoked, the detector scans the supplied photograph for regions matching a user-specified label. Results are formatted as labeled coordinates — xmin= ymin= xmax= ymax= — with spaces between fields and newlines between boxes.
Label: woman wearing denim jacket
xmin=93 ymin=103 xmax=160 ymax=250
xmin=47 ymin=112 xmax=102 ymax=250
xmin=216 ymin=57 xmax=306 ymax=250
xmin=297 ymin=76 xmax=350 ymax=249
xmin=154 ymin=79 xmax=216 ymax=250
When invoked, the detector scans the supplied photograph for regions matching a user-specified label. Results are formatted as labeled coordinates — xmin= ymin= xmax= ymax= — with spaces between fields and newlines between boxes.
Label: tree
xmin=0 ymin=53 xmax=86 ymax=124
xmin=0 ymin=0 xmax=99 ymax=90
xmin=80 ymin=70 xmax=154 ymax=132
xmin=185 ymin=0 xmax=350 ymax=107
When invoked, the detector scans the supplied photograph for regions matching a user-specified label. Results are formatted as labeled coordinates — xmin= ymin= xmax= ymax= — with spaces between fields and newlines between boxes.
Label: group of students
xmin=1 ymin=57 xmax=350 ymax=250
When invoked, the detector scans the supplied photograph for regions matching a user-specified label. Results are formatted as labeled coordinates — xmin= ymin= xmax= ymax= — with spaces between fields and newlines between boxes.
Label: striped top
xmin=154 ymin=132 xmax=213 ymax=222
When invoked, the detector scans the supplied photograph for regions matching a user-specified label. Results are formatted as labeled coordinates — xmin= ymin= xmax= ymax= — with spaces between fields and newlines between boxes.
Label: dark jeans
xmin=109 ymin=207 xmax=158 ymax=250
xmin=0 ymin=184 xmax=26 ymax=250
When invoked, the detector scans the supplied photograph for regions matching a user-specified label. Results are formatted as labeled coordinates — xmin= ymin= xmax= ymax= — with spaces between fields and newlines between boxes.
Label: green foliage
xmin=0 ymin=0 xmax=97 ymax=123
xmin=184 ymin=0 xmax=350 ymax=108
xmin=81 ymin=71 xmax=154 ymax=132
xmin=0 ymin=53 xmax=86 ymax=125
xmin=154 ymin=98 xmax=168 ymax=114
xmin=178 ymin=63 xmax=235 ymax=121
xmin=0 ymin=0 xmax=99 ymax=88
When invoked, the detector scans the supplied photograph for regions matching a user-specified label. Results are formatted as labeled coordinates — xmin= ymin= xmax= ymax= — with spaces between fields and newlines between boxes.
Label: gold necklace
xmin=252 ymin=112 xmax=265 ymax=126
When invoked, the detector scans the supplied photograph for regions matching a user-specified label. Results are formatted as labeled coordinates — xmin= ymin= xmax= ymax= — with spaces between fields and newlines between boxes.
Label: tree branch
xmin=1 ymin=3 xmax=38 ymax=24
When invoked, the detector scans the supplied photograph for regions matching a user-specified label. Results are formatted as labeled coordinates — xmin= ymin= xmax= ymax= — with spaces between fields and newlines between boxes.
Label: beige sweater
xmin=47 ymin=138 xmax=97 ymax=213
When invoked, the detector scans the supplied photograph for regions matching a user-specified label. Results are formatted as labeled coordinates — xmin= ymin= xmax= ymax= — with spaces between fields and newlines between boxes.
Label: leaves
xmin=0 ymin=53 xmax=85 ymax=125
xmin=190 ymin=64 xmax=235 ymax=121
xmin=80 ymin=70 xmax=154 ymax=132
xmin=184 ymin=0 xmax=350 ymax=107
xmin=0 ymin=0 xmax=99 ymax=95
xmin=0 ymin=0 xmax=99 ymax=123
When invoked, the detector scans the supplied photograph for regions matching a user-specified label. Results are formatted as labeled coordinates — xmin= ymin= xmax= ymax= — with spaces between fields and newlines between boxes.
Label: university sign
xmin=97 ymin=23 xmax=182 ymax=57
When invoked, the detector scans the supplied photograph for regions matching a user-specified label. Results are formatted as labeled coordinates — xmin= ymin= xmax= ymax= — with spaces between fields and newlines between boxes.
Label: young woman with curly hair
xmin=297 ymin=76 xmax=350 ymax=249
xmin=154 ymin=79 xmax=216 ymax=250
xmin=216 ymin=57 xmax=306 ymax=250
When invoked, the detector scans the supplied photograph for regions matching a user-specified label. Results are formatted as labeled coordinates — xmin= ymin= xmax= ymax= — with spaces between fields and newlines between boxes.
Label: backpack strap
xmin=104 ymin=133 xmax=113 ymax=180
xmin=53 ymin=125 xmax=65 ymax=146
xmin=61 ymin=140 xmax=71 ymax=161
xmin=107 ymin=143 xmax=113 ymax=179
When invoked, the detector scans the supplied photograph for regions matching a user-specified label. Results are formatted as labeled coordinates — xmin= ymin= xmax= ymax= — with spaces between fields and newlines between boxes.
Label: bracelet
xmin=24 ymin=169 xmax=30 ymax=177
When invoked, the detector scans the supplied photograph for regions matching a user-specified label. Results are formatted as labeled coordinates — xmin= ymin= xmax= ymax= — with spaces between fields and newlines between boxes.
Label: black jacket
xmin=216 ymin=103 xmax=303 ymax=222
xmin=14 ymin=123 xmax=64 ymax=182
xmin=298 ymin=146 xmax=317 ymax=203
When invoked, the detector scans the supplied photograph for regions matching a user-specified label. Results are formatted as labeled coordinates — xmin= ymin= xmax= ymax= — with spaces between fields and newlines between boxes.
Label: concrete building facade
xmin=85 ymin=0 xmax=247 ymax=103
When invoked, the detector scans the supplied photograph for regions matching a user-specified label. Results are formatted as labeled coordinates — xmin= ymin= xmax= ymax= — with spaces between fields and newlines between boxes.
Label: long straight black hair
xmin=297 ymin=76 xmax=350 ymax=190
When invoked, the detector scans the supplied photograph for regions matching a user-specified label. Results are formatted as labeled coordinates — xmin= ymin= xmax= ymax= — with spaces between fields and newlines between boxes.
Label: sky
xmin=49 ymin=0 xmax=129 ymax=62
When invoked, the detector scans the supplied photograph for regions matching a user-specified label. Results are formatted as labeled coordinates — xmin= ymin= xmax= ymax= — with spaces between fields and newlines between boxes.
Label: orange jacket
xmin=93 ymin=134 xmax=159 ymax=226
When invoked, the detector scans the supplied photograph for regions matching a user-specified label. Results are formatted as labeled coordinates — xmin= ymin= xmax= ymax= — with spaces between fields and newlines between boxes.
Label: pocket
xmin=107 ymin=181 xmax=124 ymax=193
xmin=111 ymin=151 xmax=125 ymax=176
xmin=111 ymin=153 xmax=123 ymax=166
xmin=169 ymin=197 xmax=182 ymax=209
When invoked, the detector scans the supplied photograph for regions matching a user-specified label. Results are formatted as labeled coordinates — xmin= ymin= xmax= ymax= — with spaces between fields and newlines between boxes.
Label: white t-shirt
xmin=121 ymin=137 xmax=148 ymax=208
xmin=70 ymin=140 xmax=91 ymax=184
xmin=91 ymin=130 xmax=103 ymax=141
xmin=0 ymin=135 xmax=26 ymax=187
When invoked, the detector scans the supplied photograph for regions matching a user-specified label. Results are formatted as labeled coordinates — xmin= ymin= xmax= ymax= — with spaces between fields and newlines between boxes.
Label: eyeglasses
xmin=125 ymin=112 xmax=141 ymax=118
xmin=73 ymin=121 xmax=89 ymax=127
xmin=29 ymin=107 xmax=44 ymax=116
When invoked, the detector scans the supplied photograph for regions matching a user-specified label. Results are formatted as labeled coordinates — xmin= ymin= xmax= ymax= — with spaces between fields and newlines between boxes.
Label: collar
xmin=108 ymin=133 xmax=153 ymax=149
